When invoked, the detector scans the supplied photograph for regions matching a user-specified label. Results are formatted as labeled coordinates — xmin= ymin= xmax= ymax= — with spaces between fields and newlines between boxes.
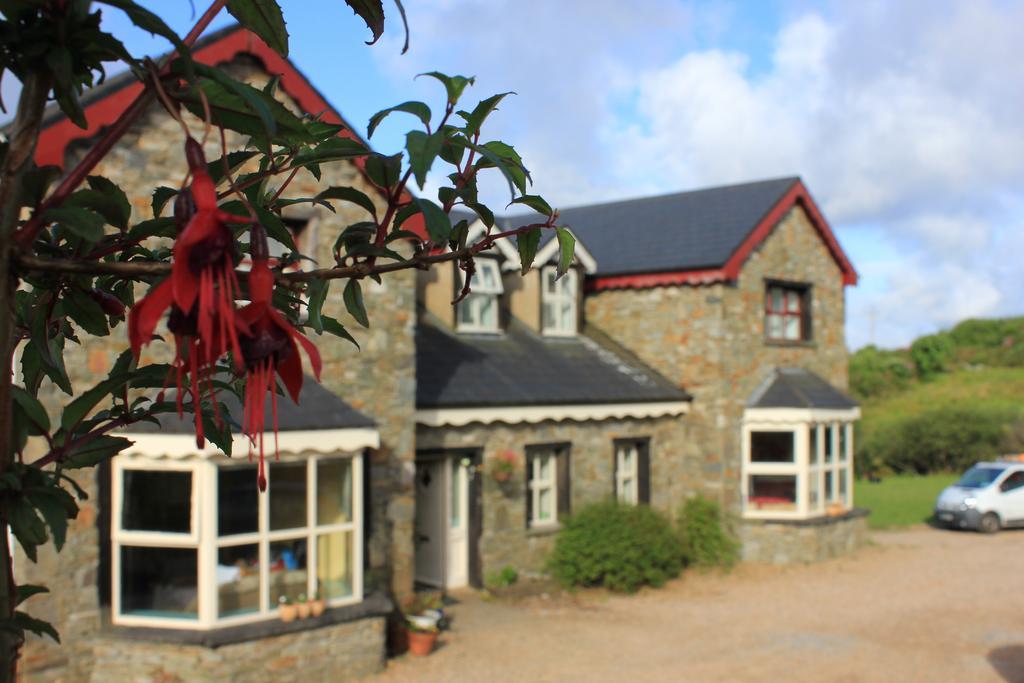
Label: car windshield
xmin=956 ymin=466 xmax=1006 ymax=488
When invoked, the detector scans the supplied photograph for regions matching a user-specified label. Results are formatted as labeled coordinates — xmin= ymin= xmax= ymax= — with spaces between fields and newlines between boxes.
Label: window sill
xmin=764 ymin=339 xmax=816 ymax=349
xmin=102 ymin=592 xmax=392 ymax=649
xmin=743 ymin=507 xmax=869 ymax=527
xmin=526 ymin=523 xmax=561 ymax=537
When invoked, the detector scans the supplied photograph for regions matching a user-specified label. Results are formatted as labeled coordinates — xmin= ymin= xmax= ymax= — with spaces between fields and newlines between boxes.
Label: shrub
xmin=859 ymin=404 xmax=1024 ymax=474
xmin=677 ymin=496 xmax=740 ymax=569
xmin=548 ymin=502 xmax=683 ymax=592
xmin=485 ymin=565 xmax=518 ymax=589
xmin=849 ymin=345 xmax=914 ymax=399
xmin=909 ymin=333 xmax=955 ymax=379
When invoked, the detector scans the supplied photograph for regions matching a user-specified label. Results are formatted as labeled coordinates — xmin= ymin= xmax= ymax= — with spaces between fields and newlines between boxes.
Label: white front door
xmin=414 ymin=460 xmax=445 ymax=587
xmin=446 ymin=459 xmax=470 ymax=588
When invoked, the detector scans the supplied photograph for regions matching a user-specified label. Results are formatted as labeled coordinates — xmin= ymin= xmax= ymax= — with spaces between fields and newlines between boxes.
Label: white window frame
xmin=456 ymin=258 xmax=503 ymax=333
xmin=615 ymin=442 xmax=639 ymax=505
xmin=528 ymin=450 xmax=559 ymax=528
xmin=541 ymin=266 xmax=578 ymax=336
xmin=741 ymin=408 xmax=858 ymax=521
xmin=111 ymin=452 xmax=364 ymax=630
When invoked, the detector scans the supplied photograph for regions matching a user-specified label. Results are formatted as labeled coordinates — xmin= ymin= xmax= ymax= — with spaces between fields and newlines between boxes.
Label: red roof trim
xmin=589 ymin=178 xmax=858 ymax=291
xmin=34 ymin=26 xmax=427 ymax=239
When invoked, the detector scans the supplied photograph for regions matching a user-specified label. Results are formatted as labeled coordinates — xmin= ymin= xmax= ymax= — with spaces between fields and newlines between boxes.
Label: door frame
xmin=414 ymin=449 xmax=483 ymax=589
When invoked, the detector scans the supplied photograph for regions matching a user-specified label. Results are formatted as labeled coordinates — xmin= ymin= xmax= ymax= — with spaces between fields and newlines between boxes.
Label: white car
xmin=934 ymin=461 xmax=1024 ymax=533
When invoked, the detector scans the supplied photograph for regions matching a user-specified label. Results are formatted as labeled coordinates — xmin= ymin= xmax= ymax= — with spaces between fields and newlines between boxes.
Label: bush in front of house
xmin=677 ymin=496 xmax=740 ymax=569
xmin=548 ymin=502 xmax=683 ymax=593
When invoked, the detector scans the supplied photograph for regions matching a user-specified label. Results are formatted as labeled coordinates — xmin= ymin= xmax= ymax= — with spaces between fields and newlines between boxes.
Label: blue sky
xmin=32 ymin=1 xmax=1024 ymax=350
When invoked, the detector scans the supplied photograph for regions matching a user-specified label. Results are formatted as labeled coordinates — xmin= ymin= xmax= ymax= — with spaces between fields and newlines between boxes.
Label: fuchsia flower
xmin=237 ymin=232 xmax=322 ymax=491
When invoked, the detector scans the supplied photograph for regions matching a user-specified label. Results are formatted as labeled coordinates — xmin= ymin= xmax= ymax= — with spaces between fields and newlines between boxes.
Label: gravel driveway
xmin=377 ymin=528 xmax=1024 ymax=682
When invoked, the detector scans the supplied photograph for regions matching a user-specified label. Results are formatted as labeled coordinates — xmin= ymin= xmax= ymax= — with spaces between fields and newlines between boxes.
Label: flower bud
xmin=88 ymin=288 xmax=126 ymax=317
xmin=184 ymin=137 xmax=206 ymax=172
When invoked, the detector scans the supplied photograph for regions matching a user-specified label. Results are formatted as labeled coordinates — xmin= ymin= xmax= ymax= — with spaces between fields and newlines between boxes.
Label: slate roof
xmin=416 ymin=317 xmax=690 ymax=408
xmin=544 ymin=177 xmax=800 ymax=277
xmin=128 ymin=377 xmax=375 ymax=434
xmin=747 ymin=368 xmax=858 ymax=410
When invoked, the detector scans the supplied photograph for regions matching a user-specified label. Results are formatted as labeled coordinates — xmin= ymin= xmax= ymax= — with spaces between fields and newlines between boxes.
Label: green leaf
xmin=363 ymin=153 xmax=402 ymax=191
xmin=465 ymin=201 xmax=494 ymax=228
xmin=306 ymin=279 xmax=328 ymax=334
xmin=321 ymin=316 xmax=359 ymax=348
xmin=59 ymin=371 xmax=131 ymax=434
xmin=419 ymin=72 xmax=475 ymax=106
xmin=475 ymin=140 xmax=530 ymax=195
xmin=63 ymin=435 xmax=133 ymax=469
xmin=367 ymin=101 xmax=431 ymax=139
xmin=255 ymin=207 xmax=296 ymax=253
xmin=343 ymin=279 xmax=369 ymax=328
xmin=15 ymin=585 xmax=49 ymax=607
xmin=82 ymin=176 xmax=131 ymax=229
xmin=510 ymin=195 xmax=553 ymax=217
xmin=344 ymin=0 xmax=385 ymax=45
xmin=200 ymin=407 xmax=233 ymax=456
xmin=96 ymin=1 xmax=191 ymax=66
xmin=151 ymin=186 xmax=178 ymax=218
xmin=517 ymin=227 xmax=542 ymax=275
xmin=13 ymin=610 xmax=60 ymax=643
xmin=292 ymin=138 xmax=368 ymax=167
xmin=179 ymin=76 xmax=308 ymax=146
xmin=45 ymin=207 xmax=105 ymax=243
xmin=128 ymin=217 xmax=176 ymax=241
xmin=555 ymin=226 xmax=576 ymax=278
xmin=28 ymin=489 xmax=76 ymax=552
xmin=8 ymin=497 xmax=46 ymax=561
xmin=227 ymin=0 xmax=289 ymax=56
xmin=315 ymin=186 xmax=377 ymax=219
xmin=207 ymin=150 xmax=259 ymax=185
xmin=11 ymin=387 xmax=49 ymax=435
xmin=459 ymin=92 xmax=514 ymax=138
xmin=405 ymin=130 xmax=443 ymax=189
xmin=414 ymin=198 xmax=451 ymax=243
xmin=64 ymin=289 xmax=110 ymax=337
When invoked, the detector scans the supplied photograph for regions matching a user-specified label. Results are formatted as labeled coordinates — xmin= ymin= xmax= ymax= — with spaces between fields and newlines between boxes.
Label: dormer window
xmin=541 ymin=267 xmax=577 ymax=336
xmin=457 ymin=259 xmax=503 ymax=333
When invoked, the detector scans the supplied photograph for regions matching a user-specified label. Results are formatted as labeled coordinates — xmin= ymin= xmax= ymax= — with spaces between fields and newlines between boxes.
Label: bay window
xmin=742 ymin=411 xmax=855 ymax=520
xmin=112 ymin=453 xmax=363 ymax=629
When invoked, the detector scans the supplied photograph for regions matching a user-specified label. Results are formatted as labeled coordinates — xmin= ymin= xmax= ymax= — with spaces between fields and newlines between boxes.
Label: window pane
xmin=217 ymin=544 xmax=260 ymax=618
xmin=270 ymin=538 xmax=308 ymax=605
xmin=621 ymin=448 xmax=633 ymax=471
xmin=538 ymin=454 xmax=553 ymax=481
xmin=270 ymin=462 xmax=307 ymax=531
xmin=560 ymin=301 xmax=575 ymax=330
xmin=457 ymin=299 xmax=473 ymax=324
xmin=840 ymin=425 xmax=849 ymax=462
xmin=786 ymin=290 xmax=801 ymax=312
xmin=809 ymin=426 xmax=819 ymax=464
xmin=316 ymin=459 xmax=353 ymax=526
xmin=537 ymin=488 xmax=553 ymax=521
xmin=543 ymin=301 xmax=556 ymax=330
xmin=770 ymin=288 xmax=783 ymax=311
xmin=218 ymin=467 xmax=258 ymax=536
xmin=120 ymin=546 xmax=197 ymax=619
xmin=825 ymin=426 xmax=835 ymax=463
xmin=784 ymin=315 xmax=800 ymax=340
xmin=825 ymin=471 xmax=835 ymax=501
xmin=545 ymin=268 xmax=557 ymax=293
xmin=317 ymin=531 xmax=354 ymax=600
xmin=749 ymin=475 xmax=797 ymax=512
xmin=750 ymin=431 xmax=794 ymax=463
xmin=122 ymin=470 xmax=191 ymax=533
xmin=478 ymin=295 xmax=496 ymax=328
xmin=809 ymin=471 xmax=820 ymax=507
xmin=839 ymin=469 xmax=848 ymax=500
xmin=767 ymin=314 xmax=783 ymax=339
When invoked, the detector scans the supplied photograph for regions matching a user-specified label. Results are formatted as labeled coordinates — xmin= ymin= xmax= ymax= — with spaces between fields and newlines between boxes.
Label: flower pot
xmin=297 ymin=601 xmax=311 ymax=619
xmin=406 ymin=628 xmax=438 ymax=656
xmin=492 ymin=468 xmax=512 ymax=483
xmin=279 ymin=604 xmax=298 ymax=623
xmin=309 ymin=599 xmax=326 ymax=617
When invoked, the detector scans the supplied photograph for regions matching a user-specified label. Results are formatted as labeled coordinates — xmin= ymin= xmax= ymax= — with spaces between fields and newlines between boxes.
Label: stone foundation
xmin=739 ymin=508 xmax=869 ymax=564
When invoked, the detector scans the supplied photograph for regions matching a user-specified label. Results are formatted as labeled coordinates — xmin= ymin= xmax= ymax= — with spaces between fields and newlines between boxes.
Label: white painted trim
xmin=119 ymin=429 xmax=380 ymax=460
xmin=533 ymin=229 xmax=598 ymax=274
xmin=743 ymin=407 xmax=860 ymax=425
xmin=464 ymin=221 xmax=599 ymax=274
xmin=465 ymin=220 xmax=521 ymax=269
xmin=415 ymin=401 xmax=690 ymax=427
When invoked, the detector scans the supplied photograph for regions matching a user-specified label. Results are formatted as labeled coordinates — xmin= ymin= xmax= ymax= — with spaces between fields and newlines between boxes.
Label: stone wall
xmin=739 ymin=509 xmax=869 ymax=564
xmin=584 ymin=205 xmax=850 ymax=514
xmin=19 ymin=55 xmax=413 ymax=680
xmin=416 ymin=414 xmax=696 ymax=575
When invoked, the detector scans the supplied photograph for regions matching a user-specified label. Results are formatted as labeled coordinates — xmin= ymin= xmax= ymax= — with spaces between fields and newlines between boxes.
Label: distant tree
xmin=909 ymin=333 xmax=954 ymax=379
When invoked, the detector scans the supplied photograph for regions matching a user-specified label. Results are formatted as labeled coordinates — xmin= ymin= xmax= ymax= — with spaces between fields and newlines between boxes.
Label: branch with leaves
xmin=0 ymin=0 xmax=574 ymax=675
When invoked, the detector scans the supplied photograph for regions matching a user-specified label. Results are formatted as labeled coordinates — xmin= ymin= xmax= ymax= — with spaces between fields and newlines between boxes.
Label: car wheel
xmin=979 ymin=512 xmax=1001 ymax=534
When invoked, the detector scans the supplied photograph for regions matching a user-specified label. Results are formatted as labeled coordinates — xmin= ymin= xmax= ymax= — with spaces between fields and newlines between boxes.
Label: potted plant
xmin=491 ymin=450 xmax=517 ymax=483
xmin=309 ymin=590 xmax=326 ymax=617
xmin=278 ymin=595 xmax=298 ymax=623
xmin=296 ymin=593 xmax=311 ymax=619
xmin=405 ymin=621 xmax=439 ymax=656
xmin=401 ymin=592 xmax=444 ymax=655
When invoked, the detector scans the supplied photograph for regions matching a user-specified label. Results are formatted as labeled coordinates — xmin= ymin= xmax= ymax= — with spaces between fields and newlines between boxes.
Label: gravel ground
xmin=376 ymin=528 xmax=1024 ymax=682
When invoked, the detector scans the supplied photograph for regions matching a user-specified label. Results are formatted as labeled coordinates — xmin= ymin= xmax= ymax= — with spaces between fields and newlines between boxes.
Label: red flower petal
xmin=128 ymin=278 xmax=174 ymax=357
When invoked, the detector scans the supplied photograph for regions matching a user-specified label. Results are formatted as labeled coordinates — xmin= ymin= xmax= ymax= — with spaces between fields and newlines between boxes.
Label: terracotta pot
xmin=309 ymin=599 xmax=326 ymax=617
xmin=297 ymin=601 xmax=311 ymax=619
xmin=492 ymin=468 xmax=512 ymax=483
xmin=406 ymin=628 xmax=438 ymax=656
xmin=279 ymin=604 xmax=298 ymax=623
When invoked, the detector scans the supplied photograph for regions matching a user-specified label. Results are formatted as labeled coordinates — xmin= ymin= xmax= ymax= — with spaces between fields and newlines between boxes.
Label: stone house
xmin=16 ymin=24 xmax=862 ymax=683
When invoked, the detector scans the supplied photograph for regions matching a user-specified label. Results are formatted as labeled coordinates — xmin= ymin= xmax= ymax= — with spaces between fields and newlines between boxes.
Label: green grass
xmin=855 ymin=473 xmax=959 ymax=529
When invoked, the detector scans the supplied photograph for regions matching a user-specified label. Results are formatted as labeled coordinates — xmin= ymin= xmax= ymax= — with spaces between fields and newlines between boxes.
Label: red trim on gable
xmin=589 ymin=178 xmax=858 ymax=292
xmin=34 ymin=26 xmax=427 ymax=239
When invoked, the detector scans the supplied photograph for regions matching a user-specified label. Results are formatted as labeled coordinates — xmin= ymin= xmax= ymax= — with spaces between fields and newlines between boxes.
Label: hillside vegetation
xmin=852 ymin=317 xmax=1024 ymax=476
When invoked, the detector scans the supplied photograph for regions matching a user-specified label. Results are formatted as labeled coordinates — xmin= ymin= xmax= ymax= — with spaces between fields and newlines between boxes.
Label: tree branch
xmin=12 ymin=0 xmax=230 ymax=249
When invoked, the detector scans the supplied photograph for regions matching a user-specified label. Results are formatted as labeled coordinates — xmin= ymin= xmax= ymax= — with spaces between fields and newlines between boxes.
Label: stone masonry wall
xmin=19 ymin=56 xmax=413 ymax=680
xmin=739 ymin=511 xmax=869 ymax=564
xmin=416 ymin=414 xmax=696 ymax=576
xmin=584 ymin=205 xmax=849 ymax=516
